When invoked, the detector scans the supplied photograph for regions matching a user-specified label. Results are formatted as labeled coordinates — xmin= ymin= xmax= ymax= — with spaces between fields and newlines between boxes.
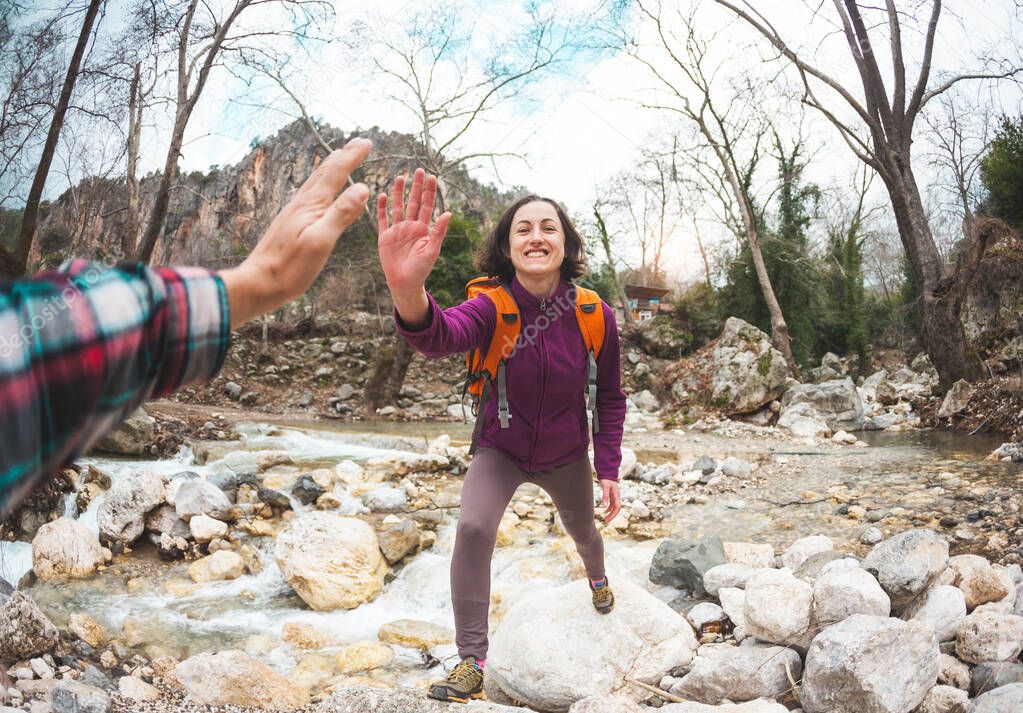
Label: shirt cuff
xmin=393 ymin=291 xmax=437 ymax=336
xmin=151 ymin=267 xmax=231 ymax=397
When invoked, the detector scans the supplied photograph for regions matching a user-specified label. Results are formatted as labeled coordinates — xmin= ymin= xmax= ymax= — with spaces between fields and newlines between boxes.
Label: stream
xmin=0 ymin=417 xmax=1019 ymax=691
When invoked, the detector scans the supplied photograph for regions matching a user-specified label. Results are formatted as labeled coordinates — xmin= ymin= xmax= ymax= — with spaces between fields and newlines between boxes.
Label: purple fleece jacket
xmin=393 ymin=275 xmax=627 ymax=481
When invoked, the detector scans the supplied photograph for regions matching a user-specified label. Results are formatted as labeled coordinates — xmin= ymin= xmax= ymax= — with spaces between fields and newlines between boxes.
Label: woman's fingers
xmin=429 ymin=211 xmax=451 ymax=251
xmin=406 ymin=168 xmax=425 ymax=222
xmin=376 ymin=193 xmax=388 ymax=235
xmin=390 ymin=174 xmax=406 ymax=225
xmin=419 ymin=174 xmax=438 ymax=224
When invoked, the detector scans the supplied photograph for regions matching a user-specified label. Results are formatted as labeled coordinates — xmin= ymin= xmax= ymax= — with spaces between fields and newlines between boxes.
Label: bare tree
xmin=621 ymin=1 xmax=800 ymax=375
xmin=714 ymin=0 xmax=1023 ymax=388
xmin=346 ymin=2 xmax=575 ymax=210
xmin=134 ymin=0 xmax=333 ymax=264
xmin=1 ymin=0 xmax=104 ymax=278
xmin=591 ymin=196 xmax=634 ymax=326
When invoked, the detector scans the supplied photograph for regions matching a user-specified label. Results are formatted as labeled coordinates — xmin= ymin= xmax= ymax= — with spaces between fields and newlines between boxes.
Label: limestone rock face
xmin=487 ymin=578 xmax=698 ymax=711
xmin=0 ymin=591 xmax=59 ymax=659
xmin=862 ymin=529 xmax=949 ymax=610
xmin=97 ymin=471 xmax=165 ymax=544
xmin=175 ymin=650 xmax=309 ymax=710
xmin=274 ymin=512 xmax=388 ymax=611
xmin=710 ymin=318 xmax=789 ymax=414
xmin=800 ymin=614 xmax=939 ymax=713
xmin=31 ymin=516 xmax=104 ymax=580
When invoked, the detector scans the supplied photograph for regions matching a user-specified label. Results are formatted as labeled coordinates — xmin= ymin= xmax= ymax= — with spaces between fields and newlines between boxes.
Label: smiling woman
xmin=376 ymin=168 xmax=627 ymax=704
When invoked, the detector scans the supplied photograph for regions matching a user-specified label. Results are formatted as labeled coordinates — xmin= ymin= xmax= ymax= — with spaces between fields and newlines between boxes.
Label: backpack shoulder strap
xmin=573 ymin=285 xmax=605 ymax=359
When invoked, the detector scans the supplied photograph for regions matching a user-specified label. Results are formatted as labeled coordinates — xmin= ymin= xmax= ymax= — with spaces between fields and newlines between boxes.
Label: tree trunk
xmin=2 ymin=0 xmax=103 ymax=278
xmin=123 ymin=62 xmax=142 ymax=258
xmin=882 ymin=157 xmax=981 ymax=389
xmin=135 ymin=113 xmax=185 ymax=263
xmin=746 ymin=228 xmax=799 ymax=378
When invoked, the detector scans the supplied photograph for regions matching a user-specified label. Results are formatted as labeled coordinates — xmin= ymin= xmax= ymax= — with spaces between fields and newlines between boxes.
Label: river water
xmin=0 ymin=419 xmax=1018 ymax=691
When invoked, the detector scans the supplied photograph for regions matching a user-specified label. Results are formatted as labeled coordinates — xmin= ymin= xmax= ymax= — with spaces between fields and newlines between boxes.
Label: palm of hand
xmin=377 ymin=169 xmax=451 ymax=292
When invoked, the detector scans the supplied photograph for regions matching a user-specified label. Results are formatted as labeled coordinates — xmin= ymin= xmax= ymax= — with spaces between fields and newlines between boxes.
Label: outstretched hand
xmin=377 ymin=168 xmax=452 ymax=295
xmin=220 ymin=137 xmax=373 ymax=328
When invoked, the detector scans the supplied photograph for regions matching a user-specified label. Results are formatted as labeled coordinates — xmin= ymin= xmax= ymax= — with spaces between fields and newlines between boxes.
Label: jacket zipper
xmin=529 ymin=299 xmax=548 ymax=473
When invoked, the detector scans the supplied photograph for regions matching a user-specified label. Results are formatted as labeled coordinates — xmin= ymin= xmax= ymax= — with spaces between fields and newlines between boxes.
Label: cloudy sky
xmin=43 ymin=0 xmax=1023 ymax=279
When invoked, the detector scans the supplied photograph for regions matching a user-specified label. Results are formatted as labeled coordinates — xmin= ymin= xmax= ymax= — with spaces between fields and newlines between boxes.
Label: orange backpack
xmin=461 ymin=276 xmax=605 ymax=454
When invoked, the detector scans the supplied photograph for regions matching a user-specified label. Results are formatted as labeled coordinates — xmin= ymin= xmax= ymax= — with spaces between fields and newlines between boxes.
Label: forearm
xmin=0 ymin=261 xmax=229 ymax=519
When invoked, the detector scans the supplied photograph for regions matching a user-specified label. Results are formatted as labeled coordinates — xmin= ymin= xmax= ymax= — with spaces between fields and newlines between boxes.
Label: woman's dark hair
xmin=475 ymin=195 xmax=587 ymax=284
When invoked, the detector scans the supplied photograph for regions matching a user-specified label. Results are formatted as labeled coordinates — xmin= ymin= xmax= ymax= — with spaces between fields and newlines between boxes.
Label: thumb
xmin=309 ymin=182 xmax=370 ymax=247
xmin=429 ymin=212 xmax=452 ymax=253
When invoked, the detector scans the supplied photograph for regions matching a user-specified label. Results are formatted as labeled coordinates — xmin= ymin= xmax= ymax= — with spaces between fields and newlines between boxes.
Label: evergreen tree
xmin=980 ymin=116 xmax=1023 ymax=232
xmin=426 ymin=211 xmax=482 ymax=306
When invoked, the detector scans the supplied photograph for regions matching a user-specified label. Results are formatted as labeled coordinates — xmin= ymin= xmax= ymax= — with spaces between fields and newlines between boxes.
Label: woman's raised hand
xmin=377 ymin=168 xmax=452 ymax=295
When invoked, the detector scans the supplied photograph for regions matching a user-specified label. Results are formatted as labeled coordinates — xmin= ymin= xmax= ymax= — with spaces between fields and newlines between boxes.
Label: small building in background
xmin=617 ymin=283 xmax=672 ymax=323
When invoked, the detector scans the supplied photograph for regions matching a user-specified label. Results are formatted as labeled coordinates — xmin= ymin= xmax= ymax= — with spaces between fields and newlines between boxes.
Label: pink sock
xmin=474 ymin=658 xmax=486 ymax=670
xmin=590 ymin=575 xmax=607 ymax=587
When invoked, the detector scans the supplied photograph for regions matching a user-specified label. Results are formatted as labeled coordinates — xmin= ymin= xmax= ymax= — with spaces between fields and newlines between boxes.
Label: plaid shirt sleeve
xmin=0 ymin=259 xmax=230 ymax=520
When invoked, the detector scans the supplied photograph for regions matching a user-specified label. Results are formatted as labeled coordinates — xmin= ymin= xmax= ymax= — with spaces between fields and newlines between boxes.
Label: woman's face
xmin=506 ymin=200 xmax=566 ymax=281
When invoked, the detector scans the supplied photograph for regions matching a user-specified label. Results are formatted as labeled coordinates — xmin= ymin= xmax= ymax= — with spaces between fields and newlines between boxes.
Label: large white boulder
xmin=906 ymin=585 xmax=967 ymax=642
xmin=777 ymin=402 xmax=831 ymax=438
xmin=175 ymin=650 xmax=308 ymax=710
xmin=743 ymin=569 xmax=812 ymax=647
xmin=954 ymin=610 xmax=1023 ymax=663
xmin=862 ymin=529 xmax=949 ymax=610
xmin=31 ymin=517 xmax=104 ymax=581
xmin=812 ymin=567 xmax=891 ymax=627
xmin=968 ymin=683 xmax=1023 ymax=713
xmin=780 ymin=378 xmax=865 ymax=430
xmin=97 ymin=471 xmax=165 ymax=544
xmin=487 ymin=578 xmax=698 ymax=711
xmin=671 ymin=643 xmax=802 ymax=704
xmin=94 ymin=407 xmax=155 ymax=455
xmin=274 ymin=512 xmax=387 ymax=611
xmin=800 ymin=614 xmax=939 ymax=713
xmin=174 ymin=479 xmax=234 ymax=521
xmin=710 ymin=318 xmax=789 ymax=414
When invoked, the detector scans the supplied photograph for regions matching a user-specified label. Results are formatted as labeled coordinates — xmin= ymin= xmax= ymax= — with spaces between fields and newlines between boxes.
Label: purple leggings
xmin=450 ymin=446 xmax=606 ymax=660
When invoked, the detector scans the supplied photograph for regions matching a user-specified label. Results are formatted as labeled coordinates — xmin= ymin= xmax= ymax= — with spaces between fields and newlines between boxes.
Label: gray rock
xmin=223 ymin=382 xmax=243 ymax=400
xmin=292 ymin=475 xmax=326 ymax=506
xmin=693 ymin=456 xmax=717 ymax=475
xmin=671 ymin=643 xmax=802 ymax=704
xmin=320 ymin=685 xmax=533 ymax=712
xmin=792 ymin=551 xmax=848 ymax=581
xmin=362 ymin=486 xmax=408 ymax=513
xmin=96 ymin=471 xmax=165 ymax=544
xmin=968 ymin=683 xmax=1023 ymax=713
xmin=258 ymin=487 xmax=292 ymax=510
xmin=93 ymin=408 xmax=154 ymax=455
xmin=720 ymin=457 xmax=752 ymax=478
xmin=686 ymin=602 xmax=727 ymax=633
xmin=800 ymin=614 xmax=939 ymax=713
xmin=377 ymin=519 xmax=420 ymax=564
xmin=971 ymin=662 xmax=1023 ymax=697
xmin=780 ymin=378 xmax=865 ymax=430
xmin=778 ymin=402 xmax=831 ymax=438
xmin=51 ymin=680 xmax=110 ymax=713
xmin=0 ymin=591 xmax=58 ymax=659
xmin=144 ymin=504 xmax=190 ymax=538
xmin=710 ymin=317 xmax=789 ymax=414
xmin=649 ymin=536 xmax=726 ymax=596
xmin=938 ymin=380 xmax=974 ymax=419
xmin=175 ymin=479 xmax=235 ymax=521
xmin=860 ymin=526 xmax=884 ymax=545
xmin=862 ymin=529 xmax=949 ymax=610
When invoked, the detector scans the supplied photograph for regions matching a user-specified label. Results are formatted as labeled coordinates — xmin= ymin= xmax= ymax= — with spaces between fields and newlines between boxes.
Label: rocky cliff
xmin=34 ymin=120 xmax=513 ymax=269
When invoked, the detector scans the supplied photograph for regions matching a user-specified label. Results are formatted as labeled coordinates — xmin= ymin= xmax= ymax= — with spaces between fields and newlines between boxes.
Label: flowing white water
xmin=6 ymin=421 xmax=648 ymax=688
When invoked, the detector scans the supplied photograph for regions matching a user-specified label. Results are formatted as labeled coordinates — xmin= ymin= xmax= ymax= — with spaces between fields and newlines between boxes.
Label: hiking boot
xmin=590 ymin=575 xmax=614 ymax=614
xmin=427 ymin=656 xmax=485 ymax=703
